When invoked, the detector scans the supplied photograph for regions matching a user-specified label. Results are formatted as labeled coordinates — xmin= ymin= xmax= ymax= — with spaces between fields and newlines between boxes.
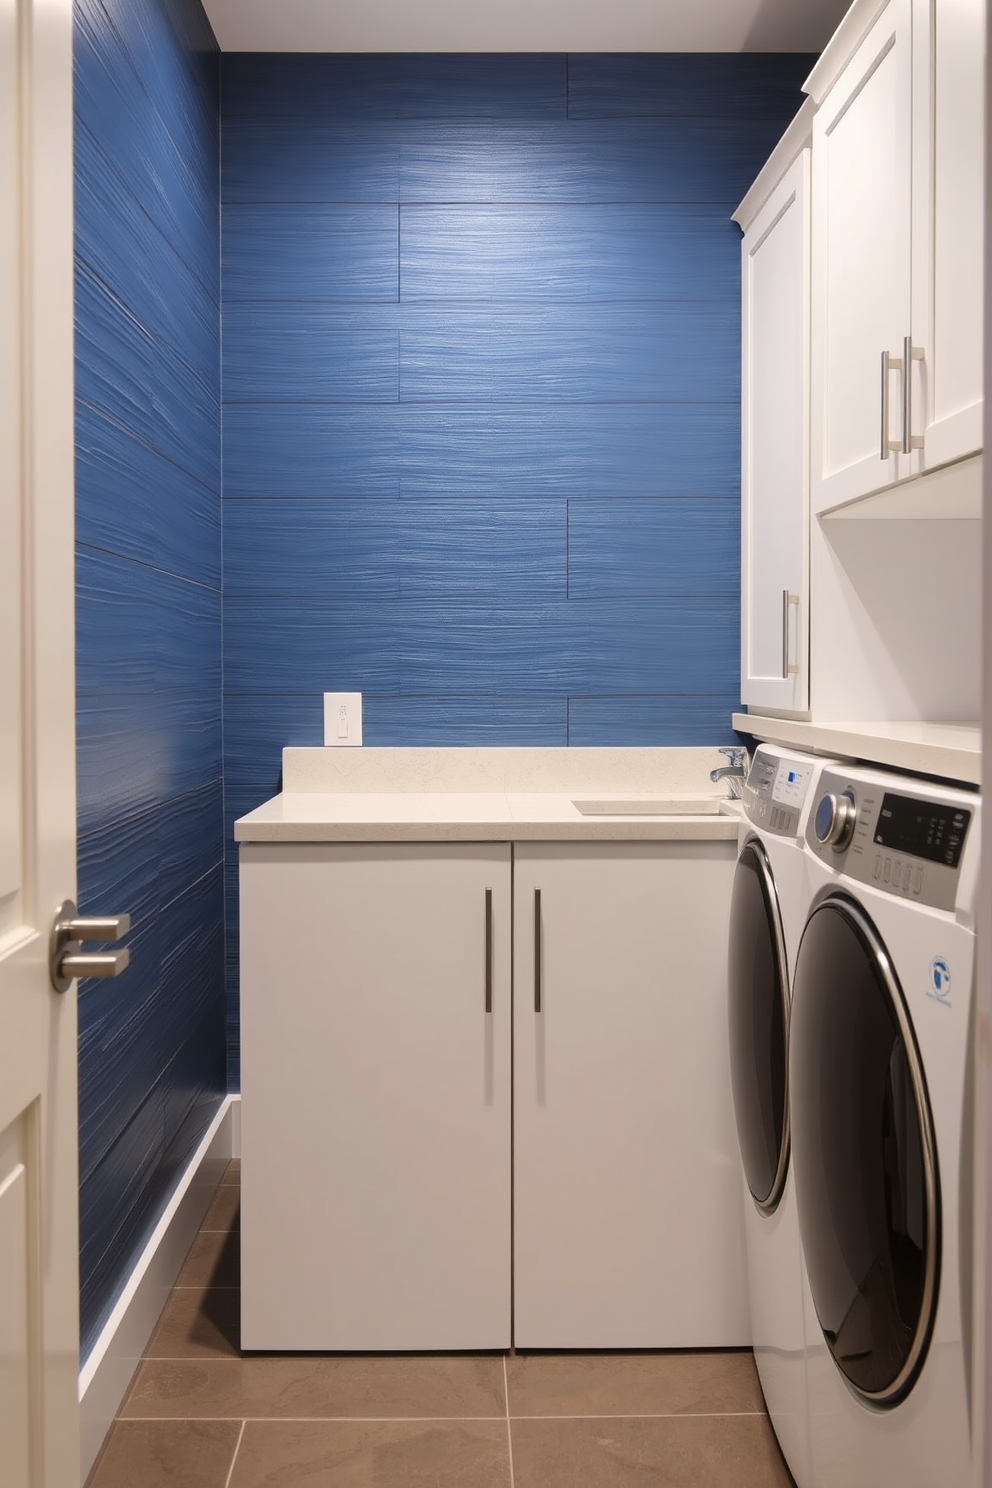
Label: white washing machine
xmin=728 ymin=744 xmax=837 ymax=1488
xmin=792 ymin=763 xmax=979 ymax=1488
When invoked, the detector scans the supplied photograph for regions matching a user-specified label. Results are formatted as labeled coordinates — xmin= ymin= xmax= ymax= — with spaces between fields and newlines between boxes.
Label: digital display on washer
xmin=873 ymin=793 xmax=971 ymax=868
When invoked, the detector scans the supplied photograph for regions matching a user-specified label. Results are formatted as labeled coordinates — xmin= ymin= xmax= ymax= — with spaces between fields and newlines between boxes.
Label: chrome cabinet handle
xmin=782 ymin=591 xmax=799 ymax=679
xmin=902 ymin=336 xmax=924 ymax=453
xmin=880 ymin=348 xmax=903 ymax=458
xmin=534 ymin=888 xmax=542 ymax=1013
xmin=484 ymin=887 xmax=493 ymax=1013
xmin=49 ymin=899 xmax=131 ymax=993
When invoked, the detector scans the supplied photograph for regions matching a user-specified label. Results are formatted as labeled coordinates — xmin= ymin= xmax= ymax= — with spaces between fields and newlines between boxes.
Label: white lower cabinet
xmin=512 ymin=843 xmax=749 ymax=1348
xmin=239 ymin=842 xmax=512 ymax=1351
xmin=240 ymin=837 xmax=747 ymax=1350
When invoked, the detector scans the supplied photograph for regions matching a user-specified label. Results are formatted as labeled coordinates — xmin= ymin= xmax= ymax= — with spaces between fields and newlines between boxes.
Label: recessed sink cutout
xmin=571 ymin=797 xmax=727 ymax=816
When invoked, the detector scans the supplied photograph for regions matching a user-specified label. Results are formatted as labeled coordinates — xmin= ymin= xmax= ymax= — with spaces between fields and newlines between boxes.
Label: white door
xmin=1 ymin=1 xmax=80 ymax=1484
xmin=240 ymin=843 xmax=512 ymax=1351
xmin=811 ymin=0 xmax=915 ymax=513
xmin=740 ymin=148 xmax=810 ymax=714
xmin=512 ymin=843 xmax=749 ymax=1349
xmin=920 ymin=0 xmax=984 ymax=472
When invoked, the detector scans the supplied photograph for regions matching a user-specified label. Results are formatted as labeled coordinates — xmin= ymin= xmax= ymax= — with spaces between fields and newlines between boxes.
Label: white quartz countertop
xmin=234 ymin=747 xmax=745 ymax=843
xmin=235 ymin=790 xmax=742 ymax=842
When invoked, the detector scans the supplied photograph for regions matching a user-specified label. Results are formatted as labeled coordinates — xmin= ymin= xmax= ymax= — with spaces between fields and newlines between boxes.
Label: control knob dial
xmin=814 ymin=789 xmax=858 ymax=850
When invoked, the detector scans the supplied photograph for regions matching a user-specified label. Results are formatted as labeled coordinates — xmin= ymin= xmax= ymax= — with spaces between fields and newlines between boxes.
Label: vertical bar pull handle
xmin=880 ymin=349 xmax=903 ymax=458
xmin=484 ymin=888 xmax=493 ymax=1013
xmin=782 ymin=591 xmax=800 ymax=679
xmin=534 ymin=888 xmax=542 ymax=1013
xmin=902 ymin=336 xmax=925 ymax=453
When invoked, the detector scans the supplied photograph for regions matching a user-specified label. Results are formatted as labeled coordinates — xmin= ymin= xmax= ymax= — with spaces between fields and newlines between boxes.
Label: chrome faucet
xmin=710 ymin=746 xmax=751 ymax=800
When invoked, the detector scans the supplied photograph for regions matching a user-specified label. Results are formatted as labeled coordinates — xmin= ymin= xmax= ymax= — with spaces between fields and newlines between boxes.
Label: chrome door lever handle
xmin=49 ymin=899 xmax=132 ymax=992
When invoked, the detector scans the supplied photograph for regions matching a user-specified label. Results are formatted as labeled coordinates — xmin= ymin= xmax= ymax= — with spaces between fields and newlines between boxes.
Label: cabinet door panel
xmin=741 ymin=149 xmax=809 ymax=712
xmin=811 ymin=0 xmax=914 ymax=512
xmin=240 ymin=843 xmax=511 ymax=1350
xmin=923 ymin=0 xmax=984 ymax=469
xmin=512 ymin=843 xmax=748 ymax=1349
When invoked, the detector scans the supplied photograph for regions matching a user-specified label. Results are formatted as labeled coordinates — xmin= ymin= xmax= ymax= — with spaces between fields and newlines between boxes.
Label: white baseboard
xmin=79 ymin=1094 xmax=241 ymax=1485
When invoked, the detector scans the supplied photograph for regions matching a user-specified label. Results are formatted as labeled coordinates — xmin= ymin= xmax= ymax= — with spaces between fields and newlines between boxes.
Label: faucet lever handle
xmin=717 ymin=745 xmax=749 ymax=770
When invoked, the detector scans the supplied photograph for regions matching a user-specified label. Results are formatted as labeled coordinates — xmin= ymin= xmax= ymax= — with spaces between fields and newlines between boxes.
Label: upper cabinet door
xmin=921 ymin=0 xmax=984 ymax=471
xmin=740 ymin=147 xmax=810 ymax=714
xmin=811 ymin=0 xmax=915 ymax=513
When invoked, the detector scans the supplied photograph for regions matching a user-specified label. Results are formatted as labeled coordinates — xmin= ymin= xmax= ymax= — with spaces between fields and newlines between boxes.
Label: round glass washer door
xmin=791 ymin=894 xmax=939 ymax=1407
xmin=727 ymin=838 xmax=791 ymax=1215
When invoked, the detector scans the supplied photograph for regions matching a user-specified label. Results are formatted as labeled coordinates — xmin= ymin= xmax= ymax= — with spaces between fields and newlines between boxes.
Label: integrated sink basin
xmin=571 ymin=796 xmax=730 ymax=817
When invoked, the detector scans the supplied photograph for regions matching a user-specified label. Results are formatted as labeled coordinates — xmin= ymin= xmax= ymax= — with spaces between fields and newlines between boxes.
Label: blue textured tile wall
xmin=74 ymin=0 xmax=223 ymax=1357
xmin=220 ymin=52 xmax=812 ymax=1089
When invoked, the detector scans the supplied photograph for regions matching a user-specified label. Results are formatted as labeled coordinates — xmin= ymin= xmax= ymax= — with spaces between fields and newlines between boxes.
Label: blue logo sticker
xmin=928 ymin=957 xmax=952 ymax=1004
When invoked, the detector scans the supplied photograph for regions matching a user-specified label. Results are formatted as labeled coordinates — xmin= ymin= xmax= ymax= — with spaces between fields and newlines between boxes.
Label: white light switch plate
xmin=323 ymin=692 xmax=363 ymax=746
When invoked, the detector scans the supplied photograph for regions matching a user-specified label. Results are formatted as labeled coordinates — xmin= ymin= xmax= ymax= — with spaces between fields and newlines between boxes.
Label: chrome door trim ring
xmin=800 ymin=892 xmax=940 ymax=1408
xmin=736 ymin=837 xmax=792 ymax=1216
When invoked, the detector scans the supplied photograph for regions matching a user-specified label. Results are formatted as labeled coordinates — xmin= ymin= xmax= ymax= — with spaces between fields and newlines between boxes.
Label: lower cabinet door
xmin=240 ymin=842 xmax=512 ymax=1351
xmin=512 ymin=842 xmax=749 ymax=1348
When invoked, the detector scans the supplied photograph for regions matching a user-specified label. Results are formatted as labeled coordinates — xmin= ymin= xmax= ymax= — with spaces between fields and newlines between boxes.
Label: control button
xmin=913 ymin=868 xmax=923 ymax=896
xmin=872 ymin=855 xmax=882 ymax=881
xmin=883 ymin=859 xmax=891 ymax=883
xmin=902 ymin=863 xmax=913 ymax=891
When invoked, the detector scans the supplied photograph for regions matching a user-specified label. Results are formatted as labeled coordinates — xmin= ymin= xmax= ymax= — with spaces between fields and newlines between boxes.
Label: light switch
xmin=323 ymin=692 xmax=362 ymax=746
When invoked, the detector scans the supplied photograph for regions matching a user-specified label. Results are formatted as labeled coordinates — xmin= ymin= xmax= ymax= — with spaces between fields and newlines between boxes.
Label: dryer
xmin=792 ymin=764 xmax=979 ymax=1488
xmin=728 ymin=744 xmax=835 ymax=1488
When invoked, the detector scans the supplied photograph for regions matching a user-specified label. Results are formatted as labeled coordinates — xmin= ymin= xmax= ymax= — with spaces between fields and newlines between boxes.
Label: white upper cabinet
xmin=810 ymin=0 xmax=984 ymax=515
xmin=738 ymin=130 xmax=811 ymax=715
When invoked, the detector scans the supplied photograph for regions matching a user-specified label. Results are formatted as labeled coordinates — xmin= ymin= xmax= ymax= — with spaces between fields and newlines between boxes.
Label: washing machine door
xmin=727 ymin=838 xmax=791 ymax=1215
xmin=791 ymin=894 xmax=939 ymax=1407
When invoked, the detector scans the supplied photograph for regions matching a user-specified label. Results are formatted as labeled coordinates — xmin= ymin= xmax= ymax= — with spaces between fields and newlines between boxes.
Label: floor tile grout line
xmin=121 ymin=1410 xmax=770 ymax=1422
xmin=222 ymin=1420 xmax=246 ymax=1488
xmin=503 ymin=1356 xmax=516 ymax=1488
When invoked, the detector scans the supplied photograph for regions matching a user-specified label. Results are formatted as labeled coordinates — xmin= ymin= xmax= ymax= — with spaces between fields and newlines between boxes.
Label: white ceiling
xmin=202 ymin=0 xmax=853 ymax=54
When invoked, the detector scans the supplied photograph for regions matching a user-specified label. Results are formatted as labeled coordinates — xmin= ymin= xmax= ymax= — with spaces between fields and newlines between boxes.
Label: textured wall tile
xmin=223 ymin=695 xmax=324 ymax=790
xmin=76 ymin=124 xmax=218 ymax=372
xmin=78 ymin=782 xmax=222 ymax=921
xmin=76 ymin=547 xmax=221 ymax=696
xmin=398 ymin=501 xmax=567 ymax=596
xmin=568 ymin=498 xmax=740 ymax=597
xmin=566 ymin=53 xmax=818 ymax=119
xmin=77 ymin=692 xmax=221 ymax=834
xmin=395 ymin=404 xmax=740 ymax=498
xmin=223 ymin=119 xmax=400 ymax=203
xmin=92 ymin=0 xmax=219 ymax=166
xmin=223 ymin=598 xmax=402 ymax=694
xmin=76 ymin=401 xmax=220 ymax=585
xmin=364 ymin=695 xmax=568 ymax=745
xmin=224 ymin=401 xmax=739 ymax=500
xmin=223 ymin=499 xmax=402 ymax=597
xmin=567 ymin=694 xmax=742 ymax=746
xmin=399 ymin=305 xmax=738 ymax=403
xmin=399 ymin=203 xmax=739 ymax=301
xmin=75 ymin=2 xmax=218 ymax=286
xmin=397 ymin=117 xmax=791 ymax=204
xmin=222 ymin=204 xmax=400 ymax=301
xmin=223 ymin=305 xmax=399 ymax=402
xmin=222 ymin=406 xmax=401 ymax=497
xmin=394 ymin=598 xmax=739 ymax=694
xmin=222 ymin=53 xmax=567 ymax=122
xmin=223 ymin=499 xmax=566 ymax=598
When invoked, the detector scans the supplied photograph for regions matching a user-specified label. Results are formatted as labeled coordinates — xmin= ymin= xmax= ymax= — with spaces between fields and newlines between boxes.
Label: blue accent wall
xmin=74 ymin=0 xmax=223 ymax=1356
xmin=220 ymin=52 xmax=811 ymax=1087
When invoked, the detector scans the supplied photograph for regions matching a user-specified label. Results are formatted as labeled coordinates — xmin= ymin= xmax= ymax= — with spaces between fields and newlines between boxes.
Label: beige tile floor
xmin=86 ymin=1161 xmax=796 ymax=1487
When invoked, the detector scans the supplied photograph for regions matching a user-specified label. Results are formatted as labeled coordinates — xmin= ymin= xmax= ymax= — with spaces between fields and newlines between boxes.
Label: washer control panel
xmin=742 ymin=747 xmax=816 ymax=838
xmin=806 ymin=769 xmax=974 ymax=912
